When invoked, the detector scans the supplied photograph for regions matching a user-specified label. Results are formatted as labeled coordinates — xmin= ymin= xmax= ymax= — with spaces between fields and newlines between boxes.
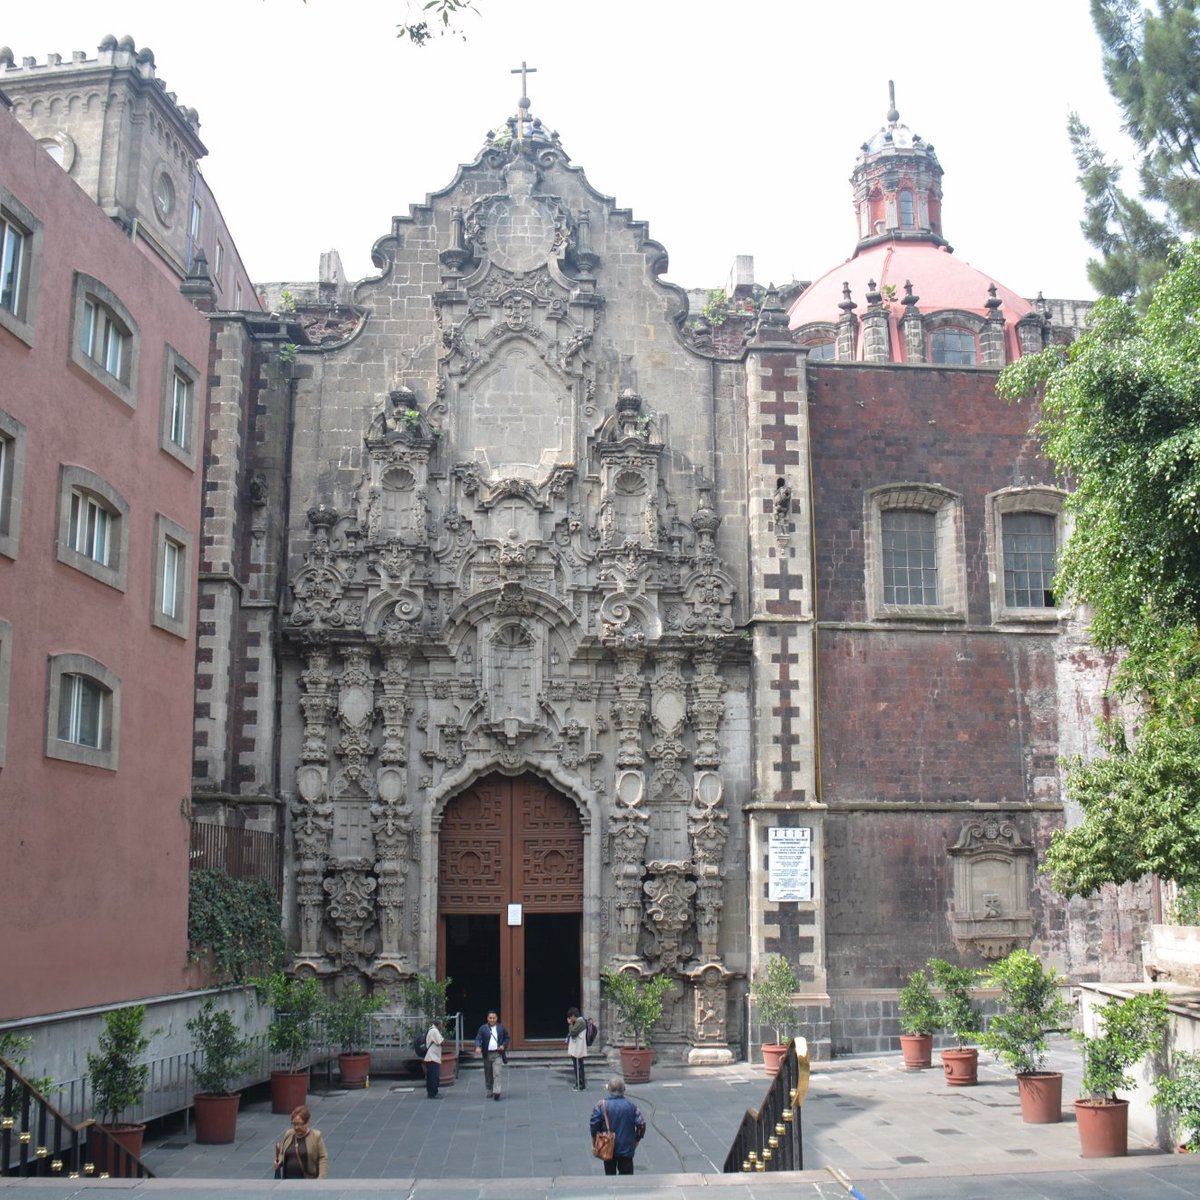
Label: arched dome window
xmin=930 ymin=327 xmax=977 ymax=365
xmin=805 ymin=339 xmax=837 ymax=361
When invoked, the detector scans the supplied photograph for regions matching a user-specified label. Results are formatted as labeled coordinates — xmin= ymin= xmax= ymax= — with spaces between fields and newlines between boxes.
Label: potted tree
xmin=256 ymin=971 xmax=323 ymax=1114
xmin=897 ymin=966 xmax=941 ymax=1071
xmin=929 ymin=958 xmax=982 ymax=1086
xmin=1152 ymin=1049 xmax=1200 ymax=1153
xmin=1075 ymin=989 xmax=1169 ymax=1157
xmin=600 ymin=966 xmax=673 ymax=1083
xmin=405 ymin=974 xmax=456 ymax=1086
xmin=750 ymin=954 xmax=802 ymax=1074
xmin=186 ymin=998 xmax=253 ymax=1143
xmin=978 ymin=949 xmax=1073 ymax=1122
xmin=324 ymin=981 xmax=387 ymax=1089
xmin=86 ymin=1005 xmax=152 ymax=1173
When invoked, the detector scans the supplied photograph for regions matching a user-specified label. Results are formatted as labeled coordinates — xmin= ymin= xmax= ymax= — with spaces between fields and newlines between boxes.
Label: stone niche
xmin=947 ymin=815 xmax=1034 ymax=959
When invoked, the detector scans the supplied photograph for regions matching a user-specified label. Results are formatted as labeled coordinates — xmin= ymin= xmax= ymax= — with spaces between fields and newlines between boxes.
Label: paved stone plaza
xmin=4 ymin=1039 xmax=1200 ymax=1197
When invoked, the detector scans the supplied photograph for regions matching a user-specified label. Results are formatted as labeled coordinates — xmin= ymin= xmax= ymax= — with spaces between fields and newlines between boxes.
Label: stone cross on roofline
xmin=511 ymin=59 xmax=537 ymax=140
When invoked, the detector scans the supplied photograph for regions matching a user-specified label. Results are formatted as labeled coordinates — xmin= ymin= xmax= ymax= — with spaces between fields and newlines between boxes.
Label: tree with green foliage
xmin=396 ymin=0 xmax=478 ymax=45
xmin=188 ymin=868 xmax=285 ymax=983
xmin=998 ymin=240 xmax=1200 ymax=895
xmin=1071 ymin=0 xmax=1200 ymax=299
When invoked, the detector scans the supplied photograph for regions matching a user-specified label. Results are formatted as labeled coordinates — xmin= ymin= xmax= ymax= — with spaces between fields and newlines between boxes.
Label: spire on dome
xmin=851 ymin=82 xmax=948 ymax=253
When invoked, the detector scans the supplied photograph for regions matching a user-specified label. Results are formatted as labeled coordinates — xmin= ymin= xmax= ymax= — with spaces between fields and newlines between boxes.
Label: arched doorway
xmin=438 ymin=773 xmax=583 ymax=1046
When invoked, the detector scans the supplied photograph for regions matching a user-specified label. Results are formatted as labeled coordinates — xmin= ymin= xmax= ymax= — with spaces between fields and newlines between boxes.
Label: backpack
xmin=585 ymin=1016 xmax=598 ymax=1046
xmin=413 ymin=1035 xmax=427 ymax=1057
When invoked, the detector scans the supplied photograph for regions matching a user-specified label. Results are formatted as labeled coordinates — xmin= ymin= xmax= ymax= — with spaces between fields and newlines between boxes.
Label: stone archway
xmin=437 ymin=772 xmax=583 ymax=1045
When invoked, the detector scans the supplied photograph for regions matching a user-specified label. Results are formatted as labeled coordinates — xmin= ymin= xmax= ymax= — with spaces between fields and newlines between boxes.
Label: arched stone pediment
xmin=444 ymin=586 xmax=582 ymax=658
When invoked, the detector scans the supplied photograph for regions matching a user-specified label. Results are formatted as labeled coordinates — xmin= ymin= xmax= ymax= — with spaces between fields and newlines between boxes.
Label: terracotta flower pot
xmin=193 ymin=1092 xmax=240 ymax=1144
xmin=338 ymin=1052 xmax=371 ymax=1089
xmin=1075 ymin=1098 xmax=1129 ymax=1158
xmin=270 ymin=1068 xmax=310 ymax=1114
xmin=619 ymin=1046 xmax=653 ymax=1084
xmin=438 ymin=1052 xmax=458 ymax=1087
xmin=940 ymin=1047 xmax=978 ymax=1087
xmin=762 ymin=1043 xmax=789 ymax=1074
xmin=1016 ymin=1072 xmax=1062 ymax=1124
xmin=899 ymin=1034 xmax=933 ymax=1071
xmin=89 ymin=1123 xmax=145 ymax=1176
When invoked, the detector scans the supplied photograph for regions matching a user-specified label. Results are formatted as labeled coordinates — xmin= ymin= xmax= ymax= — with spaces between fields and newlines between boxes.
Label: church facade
xmin=0 ymin=39 xmax=1148 ymax=1064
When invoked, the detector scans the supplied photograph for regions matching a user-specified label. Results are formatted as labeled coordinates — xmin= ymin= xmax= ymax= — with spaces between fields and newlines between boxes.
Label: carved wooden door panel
xmin=439 ymin=774 xmax=582 ymax=1045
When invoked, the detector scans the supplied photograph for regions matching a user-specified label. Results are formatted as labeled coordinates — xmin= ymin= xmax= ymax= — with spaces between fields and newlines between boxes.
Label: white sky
xmin=2 ymin=0 xmax=1134 ymax=299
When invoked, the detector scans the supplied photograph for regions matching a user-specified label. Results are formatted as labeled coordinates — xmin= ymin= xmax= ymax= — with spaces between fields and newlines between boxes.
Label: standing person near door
xmin=473 ymin=1009 xmax=511 ymax=1101
xmin=589 ymin=1078 xmax=646 ymax=1175
xmin=423 ymin=1018 xmax=445 ymax=1099
xmin=566 ymin=1007 xmax=588 ymax=1090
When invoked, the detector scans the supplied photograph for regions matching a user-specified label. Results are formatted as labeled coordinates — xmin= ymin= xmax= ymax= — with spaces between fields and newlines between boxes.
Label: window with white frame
xmin=151 ymin=513 xmax=193 ymax=637
xmin=160 ymin=346 xmax=199 ymax=467
xmin=0 ymin=186 xmax=42 ymax=346
xmin=55 ymin=465 xmax=129 ymax=590
xmin=0 ymin=408 xmax=26 ymax=559
xmin=214 ymin=240 xmax=225 ymax=286
xmin=987 ymin=486 xmax=1066 ymax=622
xmin=45 ymin=652 xmax=121 ymax=769
xmin=70 ymin=274 xmax=139 ymax=404
xmin=190 ymin=198 xmax=202 ymax=243
xmin=865 ymin=483 xmax=967 ymax=621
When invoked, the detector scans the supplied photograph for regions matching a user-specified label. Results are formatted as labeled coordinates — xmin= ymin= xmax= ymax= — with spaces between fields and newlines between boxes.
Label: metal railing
xmin=189 ymin=821 xmax=279 ymax=890
xmin=722 ymin=1037 xmax=809 ymax=1173
xmin=1 ymin=1055 xmax=152 ymax=1180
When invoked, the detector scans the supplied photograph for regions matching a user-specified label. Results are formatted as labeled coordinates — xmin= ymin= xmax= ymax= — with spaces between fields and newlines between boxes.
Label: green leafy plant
xmin=86 ymin=1005 xmax=152 ymax=1127
xmin=978 ymin=949 xmax=1073 ymax=1074
xmin=0 ymin=1033 xmax=53 ymax=1113
xmin=324 ymin=982 xmax=388 ymax=1053
xmin=404 ymin=973 xmax=451 ymax=1050
xmin=1077 ymin=990 xmax=1169 ymax=1102
xmin=255 ymin=972 xmax=323 ymax=1072
xmin=1168 ymin=887 xmax=1200 ymax=926
xmin=279 ymin=289 xmax=298 ymax=313
xmin=188 ymin=868 xmax=285 ymax=983
xmin=396 ymin=0 xmax=478 ymax=46
xmin=278 ymin=342 xmax=299 ymax=365
xmin=928 ymin=959 xmax=982 ymax=1049
xmin=186 ymin=999 xmax=254 ymax=1096
xmin=702 ymin=288 xmax=730 ymax=326
xmin=600 ymin=967 xmax=673 ymax=1049
xmin=897 ymin=967 xmax=942 ymax=1037
xmin=750 ymin=954 xmax=802 ymax=1045
xmin=1152 ymin=1050 xmax=1200 ymax=1151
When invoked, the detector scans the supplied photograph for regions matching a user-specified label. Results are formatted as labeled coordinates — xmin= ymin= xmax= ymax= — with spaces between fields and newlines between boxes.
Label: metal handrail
xmin=722 ymin=1037 xmax=809 ymax=1173
xmin=1 ymin=1055 xmax=153 ymax=1180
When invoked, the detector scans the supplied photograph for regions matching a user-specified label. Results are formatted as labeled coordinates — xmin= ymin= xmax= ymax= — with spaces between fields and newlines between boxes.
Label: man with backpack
xmin=566 ymin=1006 xmax=593 ymax=1090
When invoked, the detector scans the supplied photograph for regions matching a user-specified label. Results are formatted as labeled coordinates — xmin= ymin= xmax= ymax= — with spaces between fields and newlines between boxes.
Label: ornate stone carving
xmin=609 ymin=769 xmax=649 ymax=960
xmin=298 ymin=648 xmax=336 ymax=763
xmin=686 ymin=961 xmax=735 ymax=1065
xmin=291 ymin=508 xmax=359 ymax=629
xmin=689 ymin=771 xmax=729 ymax=961
xmin=323 ymin=867 xmax=378 ymax=970
xmin=335 ymin=647 xmax=375 ymax=789
xmin=948 ymin=815 xmax=1034 ymax=959
xmin=292 ymin=792 xmax=334 ymax=962
xmin=371 ymin=793 xmax=412 ymax=969
xmin=377 ymin=650 xmax=412 ymax=765
xmin=689 ymin=651 xmax=727 ymax=768
xmin=611 ymin=651 xmax=647 ymax=767
xmin=648 ymin=651 xmax=689 ymax=804
xmin=643 ymin=860 xmax=696 ymax=972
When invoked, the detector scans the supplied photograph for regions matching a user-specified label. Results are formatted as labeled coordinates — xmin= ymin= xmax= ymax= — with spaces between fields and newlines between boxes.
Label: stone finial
xmin=901 ymin=280 xmax=920 ymax=308
xmin=752 ymin=284 xmax=791 ymax=346
xmin=985 ymin=282 xmax=1003 ymax=313
xmin=99 ymin=34 xmax=118 ymax=51
xmin=886 ymin=79 xmax=899 ymax=124
xmin=838 ymin=282 xmax=857 ymax=314
xmin=865 ymin=278 xmax=883 ymax=308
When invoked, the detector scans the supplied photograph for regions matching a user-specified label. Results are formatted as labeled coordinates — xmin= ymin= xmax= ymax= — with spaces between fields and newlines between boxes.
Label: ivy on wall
xmin=188 ymin=868 xmax=285 ymax=983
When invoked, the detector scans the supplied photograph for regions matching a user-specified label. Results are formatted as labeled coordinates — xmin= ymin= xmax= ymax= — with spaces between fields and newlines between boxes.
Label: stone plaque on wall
xmin=768 ymin=827 xmax=812 ymax=902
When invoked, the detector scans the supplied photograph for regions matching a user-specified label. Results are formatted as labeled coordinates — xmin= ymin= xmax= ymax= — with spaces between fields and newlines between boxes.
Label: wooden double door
xmin=437 ymin=773 xmax=583 ymax=1046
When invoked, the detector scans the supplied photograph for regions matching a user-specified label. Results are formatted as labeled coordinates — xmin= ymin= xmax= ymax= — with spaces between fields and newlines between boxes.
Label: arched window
xmin=930 ymin=328 xmax=978 ymax=365
xmin=46 ymin=653 xmax=121 ymax=770
xmin=805 ymin=339 xmax=837 ymax=361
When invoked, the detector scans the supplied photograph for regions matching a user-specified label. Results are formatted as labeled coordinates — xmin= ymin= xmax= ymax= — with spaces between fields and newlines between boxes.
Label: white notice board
xmin=768 ymin=827 xmax=812 ymax=902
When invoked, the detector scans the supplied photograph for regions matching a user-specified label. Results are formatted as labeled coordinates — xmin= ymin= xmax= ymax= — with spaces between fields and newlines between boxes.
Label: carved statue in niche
xmin=948 ymin=815 xmax=1034 ymax=959
xmin=686 ymin=961 xmax=734 ymax=1064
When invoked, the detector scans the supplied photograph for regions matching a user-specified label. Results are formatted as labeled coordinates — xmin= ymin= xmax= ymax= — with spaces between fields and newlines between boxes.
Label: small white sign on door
xmin=507 ymin=903 xmax=523 ymax=926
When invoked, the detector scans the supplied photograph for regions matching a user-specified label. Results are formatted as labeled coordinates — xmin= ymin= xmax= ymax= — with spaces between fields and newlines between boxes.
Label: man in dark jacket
xmin=589 ymin=1077 xmax=646 ymax=1175
xmin=473 ymin=1009 xmax=511 ymax=1100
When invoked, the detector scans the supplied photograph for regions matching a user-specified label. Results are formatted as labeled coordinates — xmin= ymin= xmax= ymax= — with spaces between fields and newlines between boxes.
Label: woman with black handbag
xmin=272 ymin=1105 xmax=329 ymax=1178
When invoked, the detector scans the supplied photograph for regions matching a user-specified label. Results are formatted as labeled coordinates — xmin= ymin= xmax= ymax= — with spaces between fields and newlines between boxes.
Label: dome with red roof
xmin=788 ymin=85 xmax=1046 ymax=365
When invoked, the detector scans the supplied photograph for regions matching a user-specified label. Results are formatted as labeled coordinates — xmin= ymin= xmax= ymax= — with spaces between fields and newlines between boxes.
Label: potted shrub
xmin=978 ymin=949 xmax=1073 ymax=1122
xmin=750 ymin=954 xmax=802 ymax=1074
xmin=86 ymin=1005 xmax=152 ymax=1172
xmin=405 ymin=974 xmax=456 ymax=1086
xmin=324 ymin=981 xmax=387 ymax=1089
xmin=1152 ymin=1049 xmax=1200 ymax=1153
xmin=186 ymin=998 xmax=253 ymax=1144
xmin=256 ymin=971 xmax=323 ymax=1113
xmin=1075 ymin=989 xmax=1169 ymax=1157
xmin=929 ymin=958 xmax=982 ymax=1086
xmin=897 ymin=966 xmax=941 ymax=1071
xmin=600 ymin=966 xmax=673 ymax=1083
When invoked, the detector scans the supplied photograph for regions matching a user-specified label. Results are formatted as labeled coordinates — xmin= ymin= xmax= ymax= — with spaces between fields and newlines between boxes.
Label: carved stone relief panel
xmin=948 ymin=816 xmax=1034 ymax=959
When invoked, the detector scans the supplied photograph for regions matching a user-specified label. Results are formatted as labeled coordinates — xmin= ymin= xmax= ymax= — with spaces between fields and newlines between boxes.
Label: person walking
xmin=589 ymin=1077 xmax=645 ymax=1176
xmin=566 ymin=1006 xmax=588 ymax=1090
xmin=272 ymin=1105 xmax=329 ymax=1178
xmin=423 ymin=1018 xmax=445 ymax=1099
xmin=473 ymin=1009 xmax=511 ymax=1101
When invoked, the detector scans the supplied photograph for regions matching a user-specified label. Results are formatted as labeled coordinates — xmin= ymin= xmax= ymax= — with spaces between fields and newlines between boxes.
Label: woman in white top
xmin=566 ymin=1006 xmax=588 ymax=1090
xmin=424 ymin=1018 xmax=445 ymax=1099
